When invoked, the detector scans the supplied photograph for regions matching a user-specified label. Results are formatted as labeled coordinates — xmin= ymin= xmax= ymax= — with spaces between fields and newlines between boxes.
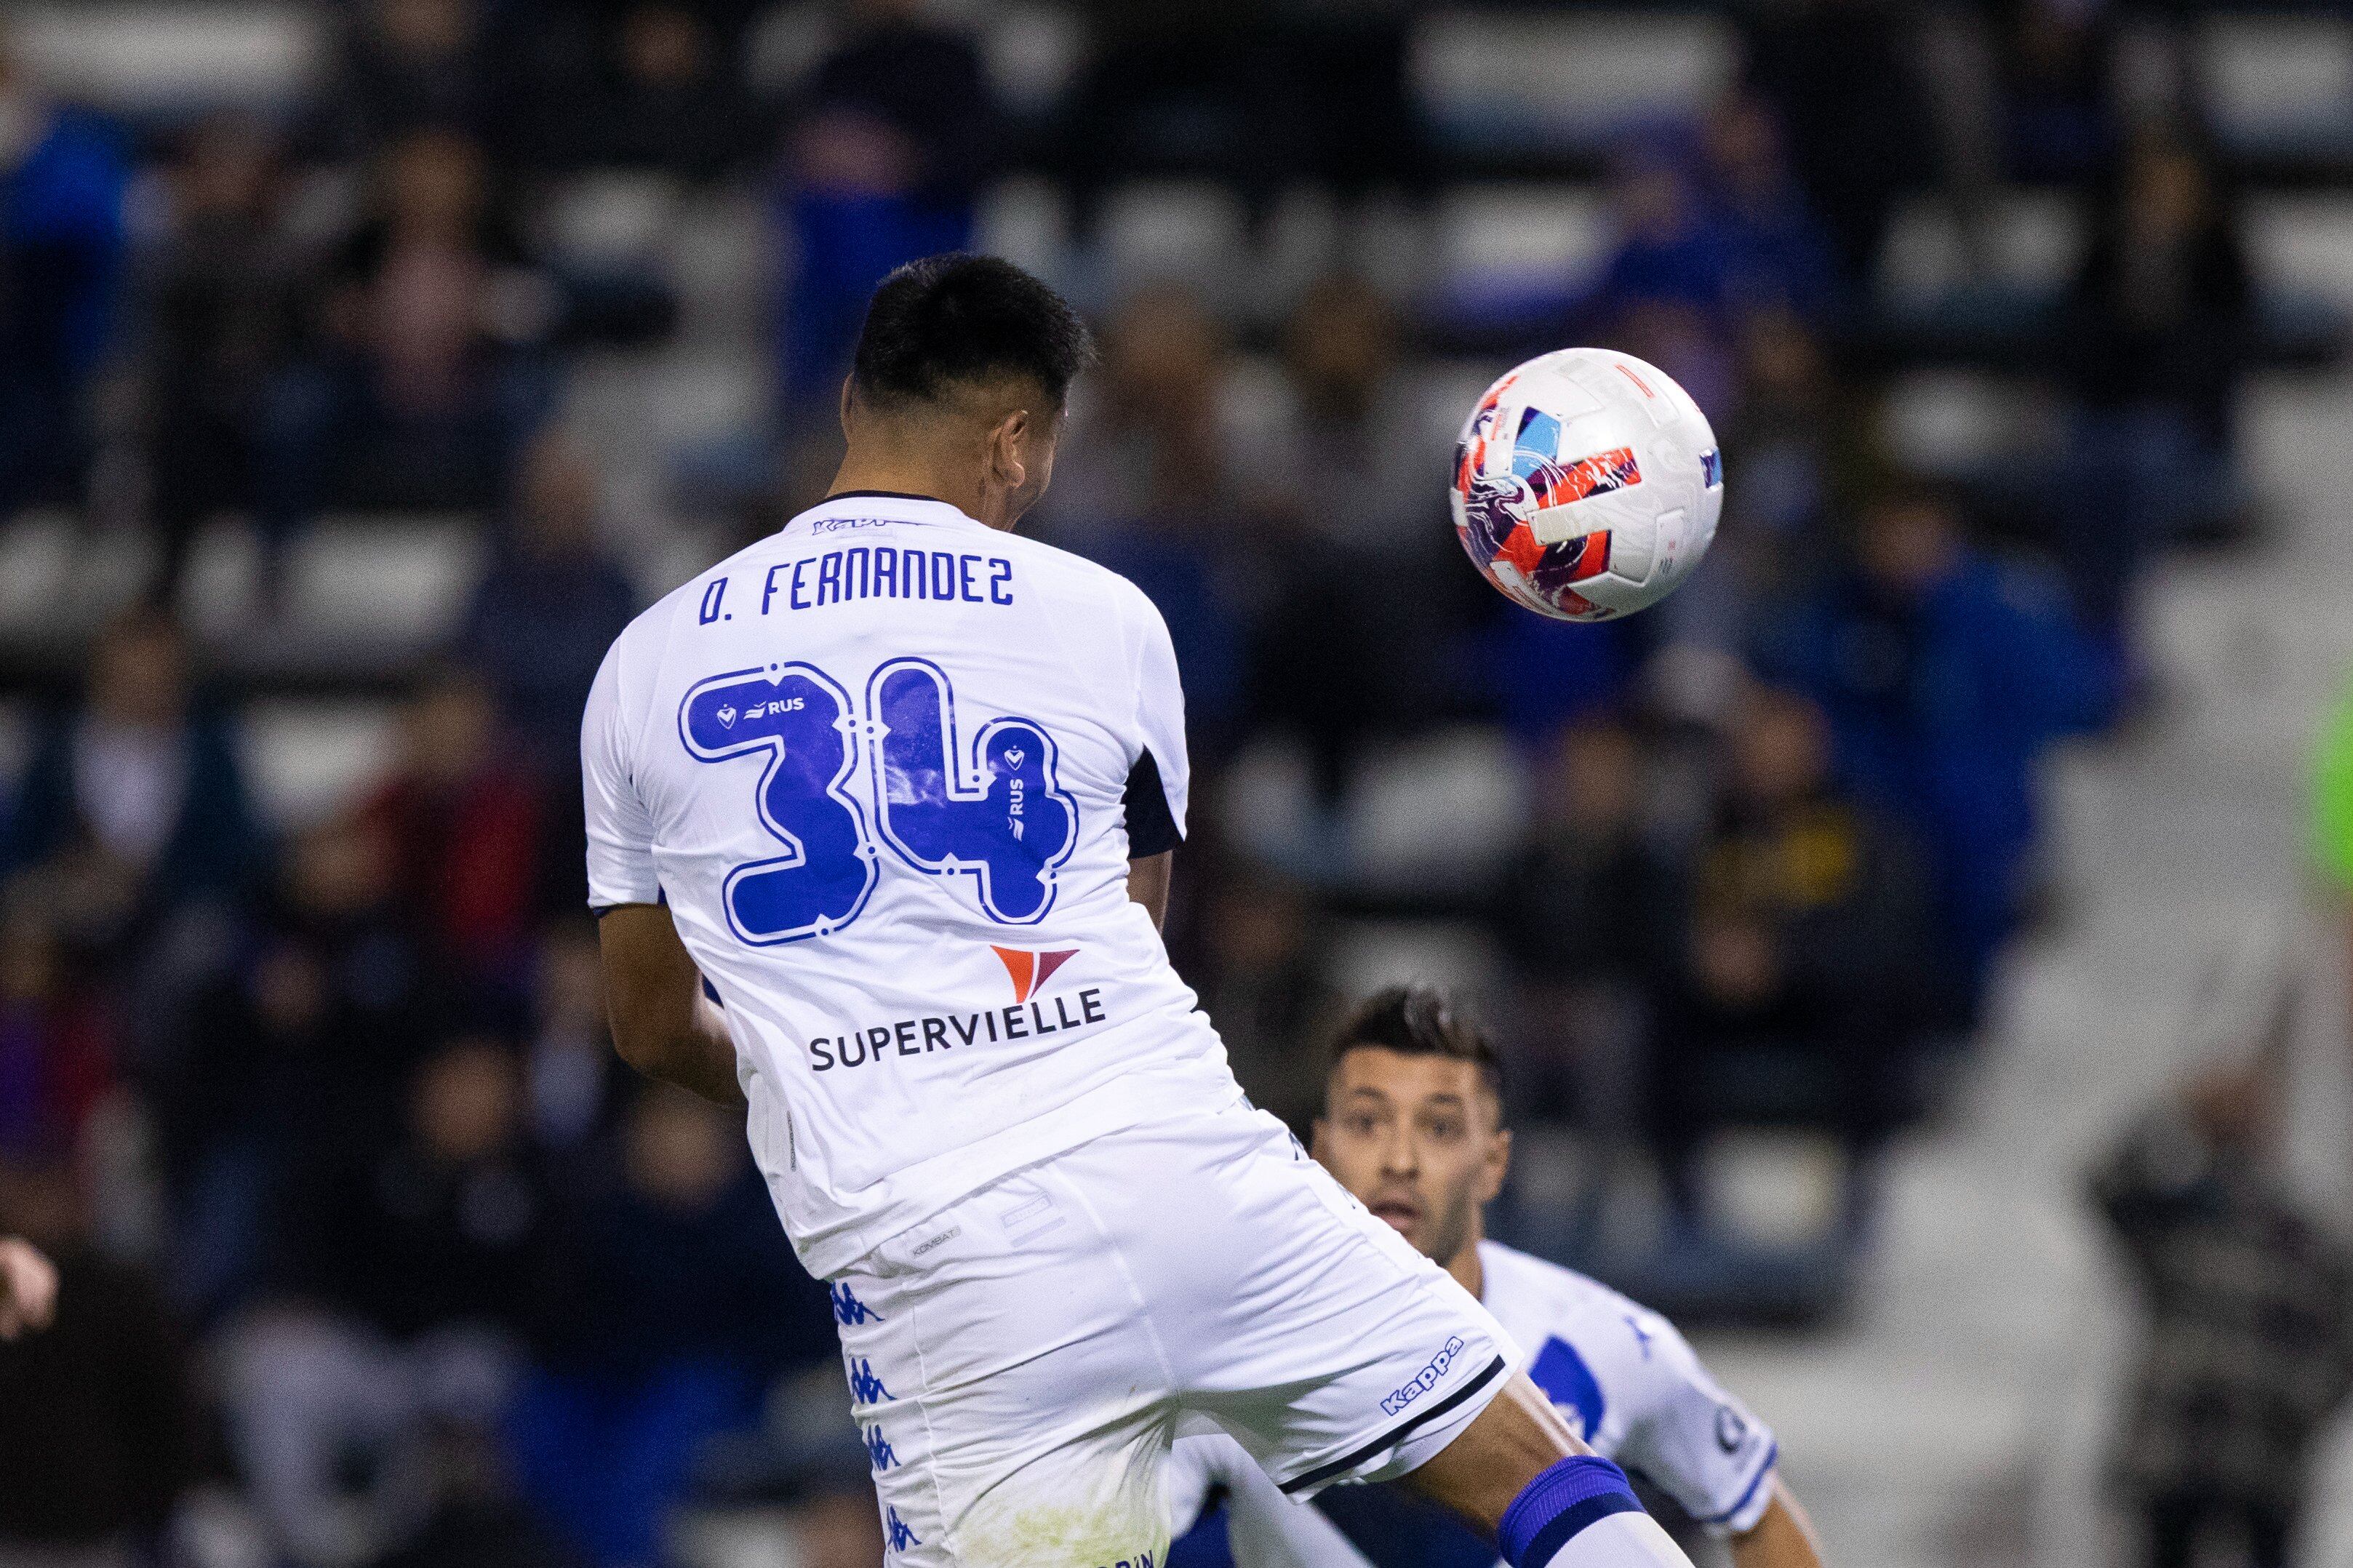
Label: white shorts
xmin=826 ymin=1102 xmax=1519 ymax=1567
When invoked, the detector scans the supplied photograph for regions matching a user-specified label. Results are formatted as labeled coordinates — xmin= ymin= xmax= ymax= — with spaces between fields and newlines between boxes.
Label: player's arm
xmin=1128 ymin=850 xmax=1171 ymax=929
xmin=0 ymin=1236 xmax=58 ymax=1338
xmin=1730 ymin=1479 xmax=1826 ymax=1568
xmin=598 ymin=902 xmax=747 ymax=1108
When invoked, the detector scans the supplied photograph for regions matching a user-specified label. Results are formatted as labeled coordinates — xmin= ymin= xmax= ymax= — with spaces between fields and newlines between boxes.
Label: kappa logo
xmin=829 ymin=1282 xmax=883 ymax=1327
xmin=1381 ymin=1335 xmax=1466 ymax=1417
xmin=991 ymin=945 xmax=1078 ymax=1003
xmin=886 ymin=1507 xmax=921 ymax=1553
xmin=847 ymin=1357 xmax=895 ymax=1405
xmin=863 ymin=1424 xmax=898 ymax=1471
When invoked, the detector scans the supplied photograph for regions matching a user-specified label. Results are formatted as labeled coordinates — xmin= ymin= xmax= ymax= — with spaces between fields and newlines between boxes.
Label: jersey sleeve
xmin=581 ymin=638 xmax=663 ymax=910
xmin=1613 ymin=1307 xmax=1779 ymax=1537
xmin=1122 ymin=586 xmax=1190 ymax=857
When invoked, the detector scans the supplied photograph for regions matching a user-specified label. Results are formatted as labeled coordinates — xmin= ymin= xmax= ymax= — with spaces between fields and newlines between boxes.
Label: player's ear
xmin=1479 ymin=1126 xmax=1511 ymax=1204
xmin=837 ymin=376 xmax=856 ymax=438
xmin=989 ymin=407 xmax=1029 ymax=493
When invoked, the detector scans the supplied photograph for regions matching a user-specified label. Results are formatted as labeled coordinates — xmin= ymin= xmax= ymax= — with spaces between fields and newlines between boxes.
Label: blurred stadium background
xmin=7 ymin=1 xmax=2353 ymax=1565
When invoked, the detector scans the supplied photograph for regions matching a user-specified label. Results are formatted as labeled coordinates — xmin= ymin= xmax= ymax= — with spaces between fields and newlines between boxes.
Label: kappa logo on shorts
xmin=863 ymin=1424 xmax=898 ymax=1471
xmin=1381 ymin=1335 xmax=1468 ymax=1417
xmin=847 ymin=1356 xmax=895 ymax=1405
xmin=830 ymin=1282 xmax=884 ymax=1326
xmin=886 ymin=1506 xmax=921 ymax=1553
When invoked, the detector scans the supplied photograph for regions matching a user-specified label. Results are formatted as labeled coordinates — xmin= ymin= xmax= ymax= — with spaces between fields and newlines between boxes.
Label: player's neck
xmin=1445 ymin=1228 xmax=1485 ymax=1300
xmin=827 ymin=452 xmax=1015 ymax=532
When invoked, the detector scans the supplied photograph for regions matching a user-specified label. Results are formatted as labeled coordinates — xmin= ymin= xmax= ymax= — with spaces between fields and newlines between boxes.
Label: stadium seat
xmin=2246 ymin=193 xmax=2353 ymax=311
xmin=276 ymin=515 xmax=485 ymax=658
xmin=1430 ymin=182 xmax=1610 ymax=328
xmin=976 ymin=176 xmax=1074 ymax=292
xmin=6 ymin=3 xmax=323 ymax=117
xmin=1876 ymin=190 xmax=2086 ymax=308
xmin=1413 ymin=9 xmax=1734 ymax=166
xmin=1096 ymin=180 xmax=1250 ymax=301
xmin=1343 ymin=724 xmax=1525 ymax=895
xmin=543 ymin=172 xmax=687 ymax=271
xmin=979 ymin=3 xmax=1088 ymax=123
xmin=2200 ymin=15 xmax=2353 ymax=172
xmin=239 ymin=697 xmax=399 ymax=828
xmin=1325 ymin=917 xmax=1503 ymax=1013
xmin=1879 ymin=370 xmax=2050 ymax=479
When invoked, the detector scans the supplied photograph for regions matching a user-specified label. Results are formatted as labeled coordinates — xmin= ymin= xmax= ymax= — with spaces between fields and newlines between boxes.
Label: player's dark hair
xmin=1327 ymin=985 xmax=1506 ymax=1104
xmin=851 ymin=254 xmax=1095 ymax=412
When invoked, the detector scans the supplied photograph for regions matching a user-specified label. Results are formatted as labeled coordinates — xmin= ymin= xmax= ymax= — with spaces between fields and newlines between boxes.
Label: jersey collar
xmin=789 ymin=492 xmax=995 ymax=535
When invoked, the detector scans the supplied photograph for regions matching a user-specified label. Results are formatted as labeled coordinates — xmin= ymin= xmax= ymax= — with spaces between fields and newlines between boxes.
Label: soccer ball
xmin=1449 ymin=348 xmax=1722 ymax=622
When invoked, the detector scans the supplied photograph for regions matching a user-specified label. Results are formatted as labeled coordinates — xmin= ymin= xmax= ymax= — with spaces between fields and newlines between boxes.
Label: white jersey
xmin=1170 ymin=1241 xmax=1780 ymax=1562
xmin=581 ymin=492 xmax=1238 ymax=1276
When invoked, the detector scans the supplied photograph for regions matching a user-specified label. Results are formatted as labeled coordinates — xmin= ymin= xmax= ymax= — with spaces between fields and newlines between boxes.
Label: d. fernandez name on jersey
xmin=810 ymin=987 xmax=1109 ymax=1071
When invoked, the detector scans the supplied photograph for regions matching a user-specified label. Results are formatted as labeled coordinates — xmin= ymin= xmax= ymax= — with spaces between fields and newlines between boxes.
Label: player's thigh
xmin=828 ymin=1170 xmax=1175 ymax=1567
xmin=1056 ymin=1106 xmax=1519 ymax=1496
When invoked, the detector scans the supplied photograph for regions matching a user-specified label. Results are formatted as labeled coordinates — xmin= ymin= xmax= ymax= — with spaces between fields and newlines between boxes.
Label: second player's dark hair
xmin=1327 ymin=985 xmax=1505 ymax=1103
xmin=851 ymin=254 xmax=1095 ymax=412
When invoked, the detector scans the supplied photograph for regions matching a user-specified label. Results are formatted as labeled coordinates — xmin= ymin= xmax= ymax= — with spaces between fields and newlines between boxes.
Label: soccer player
xmin=585 ymin=254 xmax=1698 ymax=1567
xmin=1168 ymin=987 xmax=1827 ymax=1567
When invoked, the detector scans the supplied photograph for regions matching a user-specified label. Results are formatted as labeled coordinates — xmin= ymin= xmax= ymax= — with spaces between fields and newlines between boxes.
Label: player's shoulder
xmin=1002 ymin=527 xmax=1165 ymax=620
xmin=1478 ymin=1241 xmax=1682 ymax=1372
xmin=1479 ymin=1239 xmax=1646 ymax=1322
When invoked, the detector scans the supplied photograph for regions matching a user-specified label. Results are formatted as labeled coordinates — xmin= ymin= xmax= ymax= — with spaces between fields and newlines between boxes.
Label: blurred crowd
xmin=0 ymin=0 xmax=2296 ymax=1566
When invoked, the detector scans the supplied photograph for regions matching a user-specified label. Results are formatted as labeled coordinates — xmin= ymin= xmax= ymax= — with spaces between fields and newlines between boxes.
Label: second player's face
xmin=1314 ymin=1048 xmax=1509 ymax=1271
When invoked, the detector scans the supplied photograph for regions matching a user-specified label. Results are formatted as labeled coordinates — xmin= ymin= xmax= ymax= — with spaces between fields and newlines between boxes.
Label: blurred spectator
xmin=2090 ymin=1051 xmax=2353 ymax=1568
xmin=139 ymin=116 xmax=303 ymax=601
xmin=1185 ymin=868 xmax=1338 ymax=1137
xmin=1597 ymin=153 xmax=1739 ymax=319
xmin=0 ymin=1158 xmax=196 ymax=1564
xmin=1646 ymin=687 xmax=1932 ymax=1228
xmin=167 ymin=814 xmax=442 ymax=1316
xmin=1663 ymin=309 xmax=1847 ymax=653
xmin=1741 ymin=0 xmax=1938 ymax=288
xmin=460 ymin=431 xmax=640 ymax=775
xmin=1043 ymin=285 xmax=1253 ymax=747
xmin=1695 ymin=92 xmax=1842 ymax=319
xmin=512 ymin=1083 xmax=828 ymax=1567
xmin=325 ymin=0 xmax=500 ymax=158
xmin=260 ymin=129 xmax=557 ymax=577
xmin=227 ymin=1038 xmax=546 ymax=1567
xmin=0 ymin=903 xmax=114 ymax=1169
xmin=1759 ymin=485 xmax=2106 ymax=1015
xmin=1992 ymin=0 xmax=2116 ymax=184
xmin=562 ymin=4 xmax=762 ymax=179
xmin=359 ymin=668 xmax=548 ymax=991
xmin=2059 ymin=126 xmax=2253 ymax=648
xmin=0 ymin=34 xmax=129 ymax=514
xmin=366 ymin=1423 xmax=583 ymax=1568
xmin=1233 ymin=274 xmax=1449 ymax=553
xmin=1496 ymin=719 xmax=1674 ymax=1134
xmin=1229 ymin=276 xmax=1461 ymax=783
xmin=523 ymin=917 xmax=620 ymax=1154
xmin=1 ymin=610 xmax=260 ymax=943
xmin=776 ymin=0 xmax=997 ymax=408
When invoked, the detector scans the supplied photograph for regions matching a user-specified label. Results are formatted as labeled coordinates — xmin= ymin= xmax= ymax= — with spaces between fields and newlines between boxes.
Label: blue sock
xmin=1498 ymin=1455 xmax=1645 ymax=1567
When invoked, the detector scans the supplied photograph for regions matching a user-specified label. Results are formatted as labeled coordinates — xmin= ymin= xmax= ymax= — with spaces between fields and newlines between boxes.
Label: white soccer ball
xmin=1448 ymin=348 xmax=1722 ymax=622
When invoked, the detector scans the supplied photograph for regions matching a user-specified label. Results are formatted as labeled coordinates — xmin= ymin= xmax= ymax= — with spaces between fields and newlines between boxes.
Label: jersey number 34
xmin=679 ymin=658 xmax=1076 ymax=945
